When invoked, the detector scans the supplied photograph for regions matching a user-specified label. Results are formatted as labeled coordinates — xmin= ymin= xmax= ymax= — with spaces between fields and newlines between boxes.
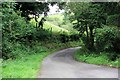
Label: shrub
xmin=33 ymin=28 xmax=52 ymax=41
xmin=60 ymin=33 xmax=69 ymax=43
xmin=95 ymin=26 xmax=120 ymax=60
xmin=95 ymin=26 xmax=120 ymax=52
xmin=74 ymin=48 xmax=120 ymax=68
xmin=69 ymin=33 xmax=80 ymax=41
xmin=2 ymin=2 xmax=28 ymax=59
xmin=2 ymin=3 xmax=51 ymax=59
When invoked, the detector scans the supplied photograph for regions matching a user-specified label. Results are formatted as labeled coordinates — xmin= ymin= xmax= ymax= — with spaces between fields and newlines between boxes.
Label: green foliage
xmin=98 ymin=2 xmax=120 ymax=15
xmin=3 ymin=52 xmax=50 ymax=78
xmin=106 ymin=14 xmax=119 ymax=26
xmin=15 ymin=2 xmax=50 ymax=20
xmin=44 ymin=21 xmax=69 ymax=33
xmin=95 ymin=2 xmax=120 ymax=27
xmin=0 ymin=59 xmax=2 ymax=80
xmin=66 ymin=2 xmax=119 ymax=51
xmin=95 ymin=26 xmax=120 ymax=52
xmin=46 ymin=14 xmax=77 ymax=32
xmin=3 ymin=41 xmax=81 ymax=78
xmin=33 ymin=28 xmax=52 ymax=41
xmin=2 ymin=2 xmax=29 ymax=59
xmin=15 ymin=2 xmax=65 ymax=20
xmin=59 ymin=33 xmax=69 ymax=43
xmin=30 ymin=18 xmax=69 ymax=33
xmin=2 ymin=2 xmax=81 ymax=78
xmin=46 ymin=14 xmax=64 ymax=26
xmin=2 ymin=2 xmax=52 ymax=59
xmin=95 ymin=26 xmax=120 ymax=61
xmin=74 ymin=49 xmax=120 ymax=68
xmin=66 ymin=2 xmax=106 ymax=51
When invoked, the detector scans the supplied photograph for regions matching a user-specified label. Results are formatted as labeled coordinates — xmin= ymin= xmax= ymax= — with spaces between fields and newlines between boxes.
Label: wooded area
xmin=1 ymin=1 xmax=120 ymax=78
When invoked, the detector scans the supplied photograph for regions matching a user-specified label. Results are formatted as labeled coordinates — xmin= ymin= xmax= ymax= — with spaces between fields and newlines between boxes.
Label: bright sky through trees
xmin=48 ymin=4 xmax=65 ymax=15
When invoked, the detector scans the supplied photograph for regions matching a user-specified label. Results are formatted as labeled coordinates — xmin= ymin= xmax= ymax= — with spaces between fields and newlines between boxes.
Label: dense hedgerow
xmin=95 ymin=26 xmax=120 ymax=52
xmin=1 ymin=3 xmax=52 ymax=59
xmin=95 ymin=26 xmax=120 ymax=60
xmin=2 ymin=2 xmax=80 ymax=59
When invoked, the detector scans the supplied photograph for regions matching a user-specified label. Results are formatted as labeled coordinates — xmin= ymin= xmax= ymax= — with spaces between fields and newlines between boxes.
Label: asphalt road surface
xmin=38 ymin=47 xmax=119 ymax=78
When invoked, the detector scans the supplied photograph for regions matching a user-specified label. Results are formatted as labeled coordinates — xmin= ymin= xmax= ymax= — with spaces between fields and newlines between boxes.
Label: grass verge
xmin=2 ymin=52 xmax=50 ymax=78
xmin=2 ymin=41 xmax=81 ymax=78
xmin=74 ymin=48 xmax=120 ymax=68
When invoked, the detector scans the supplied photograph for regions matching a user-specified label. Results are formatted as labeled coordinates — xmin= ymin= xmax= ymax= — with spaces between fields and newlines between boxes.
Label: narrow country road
xmin=38 ymin=47 xmax=119 ymax=78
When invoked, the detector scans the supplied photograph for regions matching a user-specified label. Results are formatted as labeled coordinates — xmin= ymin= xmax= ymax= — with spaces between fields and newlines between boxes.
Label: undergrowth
xmin=2 ymin=41 xmax=81 ymax=78
xmin=74 ymin=47 xmax=120 ymax=68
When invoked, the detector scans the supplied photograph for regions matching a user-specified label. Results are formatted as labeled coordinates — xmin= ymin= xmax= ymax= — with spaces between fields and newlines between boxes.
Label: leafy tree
xmin=15 ymin=2 xmax=65 ymax=29
xmin=66 ymin=2 xmax=106 ymax=51
xmin=96 ymin=2 xmax=120 ymax=27
xmin=15 ymin=2 xmax=49 ymax=20
xmin=2 ymin=2 xmax=27 ymax=59
xmin=1 ymin=2 xmax=52 ymax=59
xmin=15 ymin=2 xmax=65 ymax=19
xmin=94 ymin=2 xmax=120 ymax=53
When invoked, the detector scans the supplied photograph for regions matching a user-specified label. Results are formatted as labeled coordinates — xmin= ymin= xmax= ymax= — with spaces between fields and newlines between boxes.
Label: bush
xmin=60 ymin=33 xmax=69 ymax=43
xmin=2 ymin=3 xmax=54 ymax=59
xmin=95 ymin=26 xmax=120 ymax=52
xmin=95 ymin=26 xmax=120 ymax=60
xmin=74 ymin=48 xmax=120 ymax=68
xmin=33 ymin=28 xmax=52 ymax=41
xmin=69 ymin=33 xmax=80 ymax=41
xmin=2 ymin=3 xmax=30 ymax=59
xmin=106 ymin=14 xmax=119 ymax=27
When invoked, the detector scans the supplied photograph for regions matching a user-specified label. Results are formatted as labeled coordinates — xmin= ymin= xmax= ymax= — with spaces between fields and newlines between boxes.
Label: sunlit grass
xmin=29 ymin=14 xmax=78 ymax=34
xmin=2 ymin=52 xmax=50 ymax=78
xmin=46 ymin=14 xmax=64 ymax=22
xmin=44 ymin=21 xmax=69 ymax=33
xmin=2 ymin=41 xmax=81 ymax=78
xmin=30 ymin=18 xmax=69 ymax=33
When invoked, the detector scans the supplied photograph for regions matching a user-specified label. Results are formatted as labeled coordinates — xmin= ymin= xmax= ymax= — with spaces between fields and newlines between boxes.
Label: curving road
xmin=38 ymin=47 xmax=119 ymax=78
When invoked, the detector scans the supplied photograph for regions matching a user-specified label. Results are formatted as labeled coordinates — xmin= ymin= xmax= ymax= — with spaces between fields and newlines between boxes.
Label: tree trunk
xmin=85 ymin=25 xmax=89 ymax=48
xmin=35 ymin=15 xmax=38 ymax=28
xmin=89 ymin=26 xmax=94 ymax=51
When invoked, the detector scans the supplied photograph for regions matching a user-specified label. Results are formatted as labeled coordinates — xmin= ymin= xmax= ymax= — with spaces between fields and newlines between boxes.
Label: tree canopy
xmin=65 ymin=2 xmax=120 ymax=51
